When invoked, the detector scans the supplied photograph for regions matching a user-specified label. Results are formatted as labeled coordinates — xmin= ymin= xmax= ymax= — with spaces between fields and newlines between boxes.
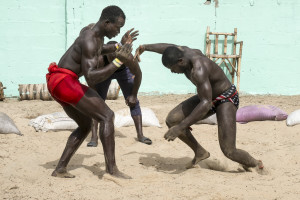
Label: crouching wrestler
xmin=134 ymin=43 xmax=265 ymax=173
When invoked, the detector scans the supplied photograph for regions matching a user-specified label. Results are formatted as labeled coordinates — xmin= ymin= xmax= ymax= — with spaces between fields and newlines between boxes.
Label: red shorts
xmin=46 ymin=62 xmax=88 ymax=106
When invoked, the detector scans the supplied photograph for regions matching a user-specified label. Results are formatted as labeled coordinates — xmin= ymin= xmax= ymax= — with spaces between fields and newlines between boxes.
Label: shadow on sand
xmin=134 ymin=152 xmax=246 ymax=174
xmin=41 ymin=153 xmax=108 ymax=179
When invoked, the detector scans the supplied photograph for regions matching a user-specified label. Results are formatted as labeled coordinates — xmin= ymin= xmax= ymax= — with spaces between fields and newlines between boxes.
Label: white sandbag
xmin=0 ymin=112 xmax=22 ymax=135
xmin=196 ymin=114 xmax=217 ymax=125
xmin=106 ymin=81 xmax=121 ymax=100
xmin=286 ymin=109 xmax=300 ymax=126
xmin=114 ymin=107 xmax=161 ymax=128
xmin=82 ymin=81 xmax=120 ymax=100
xmin=29 ymin=112 xmax=78 ymax=132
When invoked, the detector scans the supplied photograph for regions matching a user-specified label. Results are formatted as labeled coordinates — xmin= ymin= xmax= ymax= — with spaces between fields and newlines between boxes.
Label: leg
xmin=87 ymin=79 xmax=111 ymax=147
xmin=52 ymin=105 xmax=92 ymax=178
xmin=132 ymin=115 xmax=152 ymax=145
xmin=116 ymin=68 xmax=151 ymax=144
xmin=216 ymin=102 xmax=264 ymax=171
xmin=75 ymin=88 xmax=130 ymax=178
xmin=87 ymin=119 xmax=99 ymax=147
xmin=165 ymin=95 xmax=213 ymax=168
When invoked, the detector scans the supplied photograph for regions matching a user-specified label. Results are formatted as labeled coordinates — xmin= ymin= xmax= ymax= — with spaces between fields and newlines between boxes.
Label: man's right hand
xmin=133 ymin=45 xmax=145 ymax=62
xmin=115 ymin=44 xmax=133 ymax=63
xmin=121 ymin=28 xmax=139 ymax=45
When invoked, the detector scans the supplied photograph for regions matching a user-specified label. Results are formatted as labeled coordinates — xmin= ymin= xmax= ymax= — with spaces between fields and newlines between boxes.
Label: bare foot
xmin=51 ymin=168 xmax=75 ymax=178
xmin=102 ymin=168 xmax=131 ymax=186
xmin=255 ymin=160 xmax=268 ymax=175
xmin=186 ymin=151 xmax=210 ymax=169
xmin=242 ymin=160 xmax=268 ymax=175
xmin=107 ymin=167 xmax=132 ymax=179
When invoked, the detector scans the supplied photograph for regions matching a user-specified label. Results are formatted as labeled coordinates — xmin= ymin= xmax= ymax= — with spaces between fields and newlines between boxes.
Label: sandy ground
xmin=1 ymin=94 xmax=300 ymax=200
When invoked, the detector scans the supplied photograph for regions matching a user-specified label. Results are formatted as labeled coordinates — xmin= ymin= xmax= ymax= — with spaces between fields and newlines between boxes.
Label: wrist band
xmin=112 ymin=58 xmax=123 ymax=68
xmin=115 ymin=43 xmax=122 ymax=50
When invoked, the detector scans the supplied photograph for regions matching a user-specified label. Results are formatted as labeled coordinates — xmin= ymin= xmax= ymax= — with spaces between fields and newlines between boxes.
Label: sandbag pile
xmin=29 ymin=107 xmax=161 ymax=132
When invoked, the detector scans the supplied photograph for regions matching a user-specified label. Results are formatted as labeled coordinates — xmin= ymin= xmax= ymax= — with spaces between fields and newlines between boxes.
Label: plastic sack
xmin=196 ymin=114 xmax=217 ymax=125
xmin=286 ymin=109 xmax=300 ymax=126
xmin=236 ymin=105 xmax=288 ymax=124
xmin=0 ymin=112 xmax=22 ymax=135
xmin=29 ymin=112 xmax=78 ymax=132
xmin=114 ymin=107 xmax=161 ymax=128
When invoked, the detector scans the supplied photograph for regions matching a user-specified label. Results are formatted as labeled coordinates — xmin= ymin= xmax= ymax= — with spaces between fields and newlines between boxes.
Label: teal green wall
xmin=1 ymin=0 xmax=300 ymax=96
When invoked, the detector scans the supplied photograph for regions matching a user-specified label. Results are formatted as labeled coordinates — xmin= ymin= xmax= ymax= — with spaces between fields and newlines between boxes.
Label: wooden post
xmin=28 ymin=84 xmax=34 ymax=100
xmin=208 ymin=40 xmax=211 ymax=59
xmin=41 ymin=84 xmax=51 ymax=101
xmin=237 ymin=58 xmax=242 ymax=92
xmin=232 ymin=28 xmax=238 ymax=83
xmin=0 ymin=82 xmax=6 ymax=101
xmin=235 ymin=41 xmax=243 ymax=92
xmin=224 ymin=35 xmax=228 ymax=55
xmin=214 ymin=35 xmax=219 ymax=55
xmin=35 ymin=84 xmax=43 ymax=100
xmin=205 ymin=26 xmax=210 ymax=56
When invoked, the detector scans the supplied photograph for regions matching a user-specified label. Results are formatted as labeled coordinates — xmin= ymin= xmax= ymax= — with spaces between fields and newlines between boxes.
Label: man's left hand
xmin=115 ymin=44 xmax=132 ymax=63
xmin=121 ymin=28 xmax=139 ymax=45
xmin=164 ymin=125 xmax=186 ymax=141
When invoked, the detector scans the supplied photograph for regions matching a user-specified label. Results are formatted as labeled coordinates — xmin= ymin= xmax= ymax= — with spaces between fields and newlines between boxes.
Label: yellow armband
xmin=112 ymin=58 xmax=123 ymax=68
xmin=115 ymin=43 xmax=122 ymax=50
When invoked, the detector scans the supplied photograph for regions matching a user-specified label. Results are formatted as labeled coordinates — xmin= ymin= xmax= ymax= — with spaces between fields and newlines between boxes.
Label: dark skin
xmin=51 ymin=16 xmax=139 ymax=179
xmin=134 ymin=43 xmax=264 ymax=172
xmin=88 ymin=47 xmax=152 ymax=147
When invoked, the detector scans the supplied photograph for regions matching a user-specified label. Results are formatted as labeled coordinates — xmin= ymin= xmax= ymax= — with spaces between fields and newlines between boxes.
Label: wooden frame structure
xmin=205 ymin=26 xmax=243 ymax=92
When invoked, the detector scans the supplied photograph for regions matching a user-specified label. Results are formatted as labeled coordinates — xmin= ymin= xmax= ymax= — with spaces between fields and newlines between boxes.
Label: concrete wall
xmin=1 ymin=0 xmax=299 ymax=96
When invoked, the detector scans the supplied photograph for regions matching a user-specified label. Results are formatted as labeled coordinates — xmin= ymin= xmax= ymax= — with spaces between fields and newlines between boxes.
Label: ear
xmin=104 ymin=20 xmax=110 ymax=26
xmin=178 ymin=58 xmax=184 ymax=65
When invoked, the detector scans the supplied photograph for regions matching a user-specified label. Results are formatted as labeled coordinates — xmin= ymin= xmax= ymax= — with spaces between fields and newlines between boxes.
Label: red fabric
xmin=46 ymin=62 xmax=88 ymax=106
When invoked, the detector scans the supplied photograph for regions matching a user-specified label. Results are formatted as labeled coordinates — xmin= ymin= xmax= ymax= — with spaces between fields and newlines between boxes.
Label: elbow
xmin=86 ymin=78 xmax=96 ymax=87
xmin=202 ymin=100 xmax=212 ymax=111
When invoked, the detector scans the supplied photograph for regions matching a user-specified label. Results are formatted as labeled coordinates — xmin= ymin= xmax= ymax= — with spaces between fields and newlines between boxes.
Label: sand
xmin=1 ymin=94 xmax=300 ymax=200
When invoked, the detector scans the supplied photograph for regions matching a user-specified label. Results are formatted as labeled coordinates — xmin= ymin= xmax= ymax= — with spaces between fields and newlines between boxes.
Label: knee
xmin=130 ymin=105 xmax=141 ymax=116
xmin=165 ymin=112 xmax=181 ymax=128
xmin=102 ymin=109 xmax=115 ymax=123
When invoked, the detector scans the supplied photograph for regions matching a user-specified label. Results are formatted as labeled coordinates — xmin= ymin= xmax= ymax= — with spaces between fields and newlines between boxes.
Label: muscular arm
xmin=81 ymin=37 xmax=119 ymax=86
xmin=143 ymin=43 xmax=177 ymax=54
xmin=101 ymin=44 xmax=118 ymax=55
xmin=179 ymin=63 xmax=213 ymax=129
xmin=123 ymin=54 xmax=142 ymax=97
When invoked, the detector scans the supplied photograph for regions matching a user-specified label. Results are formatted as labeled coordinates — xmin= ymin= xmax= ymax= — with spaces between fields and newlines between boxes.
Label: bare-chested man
xmin=134 ymin=43 xmax=264 ymax=173
xmin=46 ymin=5 xmax=138 ymax=178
